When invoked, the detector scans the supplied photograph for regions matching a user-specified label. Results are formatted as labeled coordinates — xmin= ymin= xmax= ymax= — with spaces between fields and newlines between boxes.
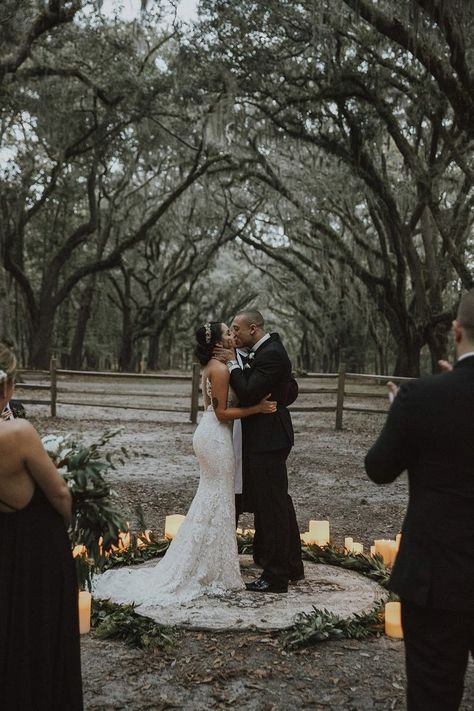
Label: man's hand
xmin=213 ymin=345 xmax=235 ymax=363
xmin=438 ymin=359 xmax=453 ymax=372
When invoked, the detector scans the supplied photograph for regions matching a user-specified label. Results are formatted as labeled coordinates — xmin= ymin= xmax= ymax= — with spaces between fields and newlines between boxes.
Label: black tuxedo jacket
xmin=230 ymin=333 xmax=294 ymax=453
xmin=365 ymin=355 xmax=474 ymax=610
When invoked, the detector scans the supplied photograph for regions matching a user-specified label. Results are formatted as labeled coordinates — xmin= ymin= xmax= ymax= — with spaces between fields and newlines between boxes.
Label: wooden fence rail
xmin=15 ymin=360 xmax=415 ymax=429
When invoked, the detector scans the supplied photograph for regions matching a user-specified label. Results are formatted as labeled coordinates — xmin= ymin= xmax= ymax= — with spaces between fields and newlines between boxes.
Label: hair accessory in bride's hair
xmin=0 ymin=369 xmax=8 ymax=382
xmin=204 ymin=322 xmax=212 ymax=344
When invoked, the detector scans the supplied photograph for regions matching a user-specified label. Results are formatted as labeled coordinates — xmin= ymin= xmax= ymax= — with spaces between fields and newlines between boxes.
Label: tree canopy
xmin=1 ymin=0 xmax=473 ymax=374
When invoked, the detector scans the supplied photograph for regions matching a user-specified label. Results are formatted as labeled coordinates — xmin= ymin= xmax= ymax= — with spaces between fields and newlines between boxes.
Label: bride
xmin=93 ymin=322 xmax=276 ymax=606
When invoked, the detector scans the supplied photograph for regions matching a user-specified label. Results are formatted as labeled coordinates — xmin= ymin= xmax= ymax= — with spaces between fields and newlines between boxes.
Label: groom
xmin=219 ymin=309 xmax=303 ymax=593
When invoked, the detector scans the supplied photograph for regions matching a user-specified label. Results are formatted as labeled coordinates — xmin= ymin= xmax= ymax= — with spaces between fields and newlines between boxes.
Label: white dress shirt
xmin=232 ymin=348 xmax=249 ymax=495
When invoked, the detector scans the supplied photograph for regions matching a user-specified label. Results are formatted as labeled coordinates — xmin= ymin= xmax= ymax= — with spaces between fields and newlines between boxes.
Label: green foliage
xmin=92 ymin=599 xmax=176 ymax=651
xmin=103 ymin=538 xmax=171 ymax=570
xmin=301 ymin=544 xmax=391 ymax=587
xmin=234 ymin=534 xmax=391 ymax=587
xmin=89 ymin=531 xmax=391 ymax=651
xmin=43 ymin=429 xmax=129 ymax=589
xmin=283 ymin=604 xmax=385 ymax=650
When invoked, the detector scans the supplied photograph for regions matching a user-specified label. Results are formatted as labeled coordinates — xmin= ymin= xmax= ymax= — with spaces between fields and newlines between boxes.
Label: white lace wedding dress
xmin=92 ymin=377 xmax=244 ymax=606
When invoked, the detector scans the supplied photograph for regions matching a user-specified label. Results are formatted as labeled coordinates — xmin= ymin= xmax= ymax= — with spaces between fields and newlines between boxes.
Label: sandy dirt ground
xmin=25 ymin=374 xmax=474 ymax=710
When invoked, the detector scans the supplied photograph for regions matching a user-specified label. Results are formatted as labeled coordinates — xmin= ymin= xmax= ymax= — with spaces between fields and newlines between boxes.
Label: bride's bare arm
xmin=208 ymin=361 xmax=276 ymax=423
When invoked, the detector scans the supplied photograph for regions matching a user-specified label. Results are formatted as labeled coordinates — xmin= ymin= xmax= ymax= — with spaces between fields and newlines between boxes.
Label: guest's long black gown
xmin=0 ymin=486 xmax=83 ymax=710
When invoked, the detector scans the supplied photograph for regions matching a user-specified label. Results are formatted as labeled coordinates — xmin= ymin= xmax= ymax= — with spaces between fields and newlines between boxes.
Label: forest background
xmin=1 ymin=0 xmax=473 ymax=377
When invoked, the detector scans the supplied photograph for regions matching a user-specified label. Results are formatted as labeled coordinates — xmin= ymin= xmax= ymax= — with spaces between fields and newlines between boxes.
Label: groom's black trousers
xmin=239 ymin=447 xmax=303 ymax=585
xmin=402 ymin=599 xmax=474 ymax=711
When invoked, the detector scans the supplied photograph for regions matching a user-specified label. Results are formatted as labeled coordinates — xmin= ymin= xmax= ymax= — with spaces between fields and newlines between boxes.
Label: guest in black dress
xmin=0 ymin=344 xmax=83 ymax=711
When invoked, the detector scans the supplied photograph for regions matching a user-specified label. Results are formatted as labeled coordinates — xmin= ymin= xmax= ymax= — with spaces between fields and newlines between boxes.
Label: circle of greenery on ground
xmin=92 ymin=536 xmax=392 ymax=651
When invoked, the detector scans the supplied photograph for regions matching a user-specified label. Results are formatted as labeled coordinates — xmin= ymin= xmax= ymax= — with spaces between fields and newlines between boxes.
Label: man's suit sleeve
xmin=230 ymin=350 xmax=284 ymax=406
xmin=365 ymin=383 xmax=415 ymax=484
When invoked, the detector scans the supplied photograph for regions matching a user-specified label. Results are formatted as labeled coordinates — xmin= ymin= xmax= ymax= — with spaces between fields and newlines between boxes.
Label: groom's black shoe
xmin=245 ymin=576 xmax=288 ymax=593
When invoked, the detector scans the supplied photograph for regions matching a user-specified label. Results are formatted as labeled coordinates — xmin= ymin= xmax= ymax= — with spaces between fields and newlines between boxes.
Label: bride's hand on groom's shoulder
xmin=212 ymin=345 xmax=235 ymax=363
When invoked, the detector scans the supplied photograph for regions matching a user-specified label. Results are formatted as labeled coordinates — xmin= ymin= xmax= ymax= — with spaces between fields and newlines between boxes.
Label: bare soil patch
xmin=26 ymin=379 xmax=474 ymax=710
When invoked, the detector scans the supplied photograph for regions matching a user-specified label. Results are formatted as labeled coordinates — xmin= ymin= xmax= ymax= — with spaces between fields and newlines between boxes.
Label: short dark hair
xmin=234 ymin=309 xmax=264 ymax=329
xmin=457 ymin=290 xmax=474 ymax=343
xmin=194 ymin=322 xmax=224 ymax=366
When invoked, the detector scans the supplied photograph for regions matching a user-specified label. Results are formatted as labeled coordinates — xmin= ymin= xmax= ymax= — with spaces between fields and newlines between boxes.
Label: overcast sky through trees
xmin=101 ymin=0 xmax=199 ymax=23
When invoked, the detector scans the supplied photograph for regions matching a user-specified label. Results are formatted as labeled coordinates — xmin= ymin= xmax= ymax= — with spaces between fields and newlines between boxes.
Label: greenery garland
xmin=104 ymin=535 xmax=391 ymax=587
xmin=283 ymin=604 xmax=385 ymax=650
xmin=284 ymin=544 xmax=393 ymax=648
xmin=92 ymin=535 xmax=394 ymax=650
xmin=42 ymin=430 xmax=394 ymax=650
xmin=92 ymin=599 xmax=175 ymax=651
xmin=301 ymin=543 xmax=391 ymax=587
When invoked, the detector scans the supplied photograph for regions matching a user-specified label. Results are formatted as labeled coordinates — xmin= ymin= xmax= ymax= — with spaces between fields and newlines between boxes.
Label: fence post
xmin=335 ymin=361 xmax=346 ymax=431
xmin=190 ymin=362 xmax=200 ymax=424
xmin=50 ymin=355 xmax=57 ymax=418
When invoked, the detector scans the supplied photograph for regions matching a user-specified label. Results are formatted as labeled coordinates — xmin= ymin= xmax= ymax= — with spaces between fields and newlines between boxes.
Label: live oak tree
xmin=243 ymin=241 xmax=379 ymax=373
xmin=0 ymin=8 xmax=233 ymax=367
xmin=139 ymin=240 xmax=262 ymax=371
xmin=106 ymin=187 xmax=248 ymax=372
xmin=0 ymin=0 xmax=82 ymax=344
xmin=191 ymin=0 xmax=474 ymax=374
xmin=2 ymin=0 xmax=473 ymax=374
xmin=0 ymin=0 xmax=81 ymax=83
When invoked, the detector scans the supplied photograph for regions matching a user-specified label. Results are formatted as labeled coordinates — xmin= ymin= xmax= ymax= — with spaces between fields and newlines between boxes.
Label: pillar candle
xmin=118 ymin=531 xmax=131 ymax=550
xmin=374 ymin=539 xmax=396 ymax=566
xmin=396 ymin=533 xmax=402 ymax=551
xmin=164 ymin=514 xmax=185 ymax=540
xmin=72 ymin=544 xmax=87 ymax=558
xmin=78 ymin=591 xmax=92 ymax=635
xmin=370 ymin=545 xmax=376 ymax=556
xmin=385 ymin=601 xmax=403 ymax=639
xmin=344 ymin=537 xmax=354 ymax=550
xmin=352 ymin=542 xmax=364 ymax=554
xmin=387 ymin=540 xmax=398 ymax=565
xmin=374 ymin=539 xmax=387 ymax=561
xmin=308 ymin=520 xmax=330 ymax=546
xmin=301 ymin=531 xmax=316 ymax=545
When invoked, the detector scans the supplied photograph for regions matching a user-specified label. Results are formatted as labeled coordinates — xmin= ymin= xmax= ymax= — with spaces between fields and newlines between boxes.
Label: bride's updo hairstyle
xmin=194 ymin=322 xmax=223 ymax=366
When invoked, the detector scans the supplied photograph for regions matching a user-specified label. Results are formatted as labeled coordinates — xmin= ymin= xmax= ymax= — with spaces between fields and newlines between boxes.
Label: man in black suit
xmin=221 ymin=309 xmax=303 ymax=593
xmin=365 ymin=290 xmax=474 ymax=711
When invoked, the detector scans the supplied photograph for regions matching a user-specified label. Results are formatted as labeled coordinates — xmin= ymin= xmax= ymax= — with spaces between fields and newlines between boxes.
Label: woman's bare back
xmin=0 ymin=420 xmax=36 ymax=512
